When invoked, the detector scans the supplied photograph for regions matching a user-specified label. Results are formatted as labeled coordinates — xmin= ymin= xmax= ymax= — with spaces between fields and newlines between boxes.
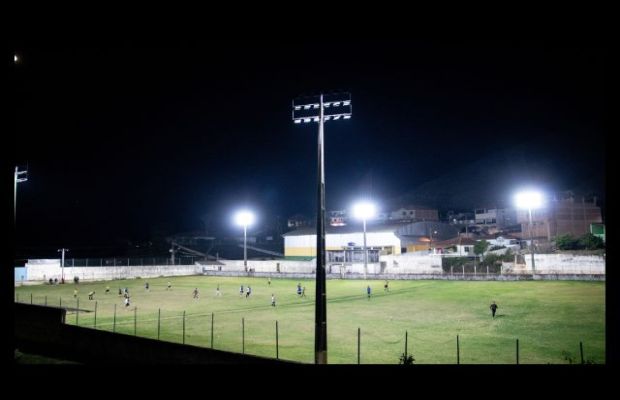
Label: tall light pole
xmin=234 ymin=210 xmax=255 ymax=272
xmin=14 ymin=166 xmax=28 ymax=225
xmin=515 ymin=191 xmax=543 ymax=273
xmin=353 ymin=202 xmax=377 ymax=279
xmin=429 ymin=230 xmax=438 ymax=252
xmin=293 ymin=92 xmax=352 ymax=364
xmin=58 ymin=248 xmax=69 ymax=282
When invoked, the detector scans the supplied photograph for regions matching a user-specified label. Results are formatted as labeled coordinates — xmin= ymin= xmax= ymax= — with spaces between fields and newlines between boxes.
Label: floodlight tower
xmin=292 ymin=92 xmax=352 ymax=364
xmin=14 ymin=166 xmax=28 ymax=224
xmin=515 ymin=190 xmax=544 ymax=273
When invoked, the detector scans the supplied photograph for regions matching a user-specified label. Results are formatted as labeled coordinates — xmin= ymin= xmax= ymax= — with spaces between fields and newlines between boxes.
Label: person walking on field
xmin=367 ymin=285 xmax=371 ymax=299
xmin=193 ymin=288 xmax=199 ymax=299
xmin=271 ymin=294 xmax=276 ymax=307
xmin=490 ymin=301 xmax=498 ymax=318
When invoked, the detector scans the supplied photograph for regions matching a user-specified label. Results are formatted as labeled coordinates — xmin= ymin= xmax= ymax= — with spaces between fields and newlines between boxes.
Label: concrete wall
xmin=520 ymin=254 xmax=605 ymax=274
xmin=219 ymin=259 xmax=315 ymax=273
xmin=380 ymin=253 xmax=442 ymax=274
xmin=24 ymin=259 xmax=203 ymax=282
xmin=15 ymin=267 xmax=27 ymax=283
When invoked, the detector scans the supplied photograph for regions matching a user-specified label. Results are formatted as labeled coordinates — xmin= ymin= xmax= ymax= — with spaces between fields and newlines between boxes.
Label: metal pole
xmin=405 ymin=330 xmax=408 ymax=359
xmin=580 ymin=341 xmax=584 ymax=364
xmin=529 ymin=208 xmax=535 ymax=272
xmin=94 ymin=301 xmax=97 ymax=328
xmin=45 ymin=296 xmax=47 ymax=306
xmin=211 ymin=312 xmax=214 ymax=349
xmin=357 ymin=327 xmax=361 ymax=364
xmin=182 ymin=311 xmax=185 ymax=344
xmin=363 ymin=218 xmax=368 ymax=279
xmin=242 ymin=317 xmax=245 ymax=354
xmin=276 ymin=320 xmax=279 ymax=359
xmin=457 ymin=335 xmax=460 ymax=364
xmin=76 ymin=298 xmax=79 ymax=325
xmin=516 ymin=338 xmax=519 ymax=364
xmin=14 ymin=167 xmax=17 ymax=223
xmin=30 ymin=293 xmax=33 ymax=304
xmin=244 ymin=224 xmax=248 ymax=271
xmin=113 ymin=304 xmax=116 ymax=333
xmin=134 ymin=307 xmax=137 ymax=336
xmin=158 ymin=308 xmax=161 ymax=340
xmin=59 ymin=297 xmax=61 ymax=307
xmin=315 ymin=93 xmax=327 ymax=365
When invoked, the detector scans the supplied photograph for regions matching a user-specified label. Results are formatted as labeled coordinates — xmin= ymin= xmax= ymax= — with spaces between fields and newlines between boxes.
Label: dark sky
xmin=11 ymin=40 xmax=606 ymax=250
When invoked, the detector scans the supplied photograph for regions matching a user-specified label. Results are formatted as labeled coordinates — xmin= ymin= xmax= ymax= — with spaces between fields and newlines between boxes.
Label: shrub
xmin=399 ymin=353 xmax=415 ymax=365
xmin=577 ymin=233 xmax=604 ymax=250
xmin=474 ymin=240 xmax=489 ymax=255
xmin=555 ymin=234 xmax=578 ymax=250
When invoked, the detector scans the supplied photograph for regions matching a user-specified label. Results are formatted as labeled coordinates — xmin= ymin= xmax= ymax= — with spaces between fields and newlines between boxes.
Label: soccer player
xmin=301 ymin=286 xmax=306 ymax=297
xmin=105 ymin=286 xmax=110 ymax=294
xmin=367 ymin=285 xmax=371 ymax=299
xmin=246 ymin=286 xmax=252 ymax=298
xmin=193 ymin=288 xmax=199 ymax=299
xmin=490 ymin=301 xmax=498 ymax=318
xmin=145 ymin=282 xmax=149 ymax=291
xmin=271 ymin=294 xmax=276 ymax=307
xmin=88 ymin=291 xmax=95 ymax=300
xmin=240 ymin=285 xmax=244 ymax=297
xmin=216 ymin=284 xmax=221 ymax=296
xmin=73 ymin=289 xmax=78 ymax=298
xmin=167 ymin=282 xmax=172 ymax=290
xmin=297 ymin=283 xmax=302 ymax=296
xmin=384 ymin=280 xmax=389 ymax=292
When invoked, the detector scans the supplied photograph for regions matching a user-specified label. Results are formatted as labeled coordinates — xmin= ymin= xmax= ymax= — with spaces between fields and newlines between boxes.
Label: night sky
xmin=11 ymin=40 xmax=606 ymax=253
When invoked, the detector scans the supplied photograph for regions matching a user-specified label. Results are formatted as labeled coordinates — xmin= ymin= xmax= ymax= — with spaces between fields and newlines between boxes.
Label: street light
xmin=293 ymin=92 xmax=352 ymax=365
xmin=514 ymin=190 xmax=544 ymax=273
xmin=234 ymin=210 xmax=255 ymax=272
xmin=353 ymin=201 xmax=377 ymax=279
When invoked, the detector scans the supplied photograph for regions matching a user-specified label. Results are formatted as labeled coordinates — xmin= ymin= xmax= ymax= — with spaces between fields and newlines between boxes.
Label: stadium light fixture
xmin=514 ymin=190 xmax=544 ymax=273
xmin=353 ymin=202 xmax=377 ymax=280
xmin=234 ymin=210 xmax=255 ymax=272
xmin=292 ymin=92 xmax=352 ymax=364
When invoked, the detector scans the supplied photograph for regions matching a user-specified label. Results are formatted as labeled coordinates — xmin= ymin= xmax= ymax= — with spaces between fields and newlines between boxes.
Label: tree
xmin=474 ymin=240 xmax=489 ymax=255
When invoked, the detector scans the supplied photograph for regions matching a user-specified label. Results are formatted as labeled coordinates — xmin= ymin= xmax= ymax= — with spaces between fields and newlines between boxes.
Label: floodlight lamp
xmin=234 ymin=210 xmax=255 ymax=227
xmin=514 ymin=191 xmax=544 ymax=210
xmin=353 ymin=202 xmax=377 ymax=220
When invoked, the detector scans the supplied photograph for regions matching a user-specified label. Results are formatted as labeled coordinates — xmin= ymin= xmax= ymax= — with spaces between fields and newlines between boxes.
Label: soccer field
xmin=15 ymin=276 xmax=605 ymax=364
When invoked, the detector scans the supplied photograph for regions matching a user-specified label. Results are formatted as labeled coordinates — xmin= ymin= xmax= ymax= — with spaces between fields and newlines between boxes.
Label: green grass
xmin=15 ymin=277 xmax=605 ymax=364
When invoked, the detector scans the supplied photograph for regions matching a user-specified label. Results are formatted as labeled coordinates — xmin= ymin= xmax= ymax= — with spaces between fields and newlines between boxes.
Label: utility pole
xmin=293 ymin=92 xmax=352 ymax=364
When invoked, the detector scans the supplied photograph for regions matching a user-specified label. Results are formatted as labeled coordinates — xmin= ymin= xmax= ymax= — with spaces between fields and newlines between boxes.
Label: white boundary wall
xmin=523 ymin=254 xmax=605 ymax=274
xmin=24 ymin=259 xmax=202 ymax=282
xmin=380 ymin=253 xmax=442 ymax=274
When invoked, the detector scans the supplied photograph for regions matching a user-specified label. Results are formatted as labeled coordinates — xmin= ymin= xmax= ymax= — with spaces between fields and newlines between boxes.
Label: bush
xmin=555 ymin=234 xmax=578 ymax=250
xmin=577 ymin=233 xmax=604 ymax=250
xmin=399 ymin=353 xmax=415 ymax=365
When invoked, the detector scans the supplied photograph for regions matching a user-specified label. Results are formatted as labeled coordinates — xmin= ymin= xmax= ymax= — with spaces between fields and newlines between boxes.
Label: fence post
xmin=242 ymin=318 xmax=245 ymax=354
xmin=157 ymin=308 xmax=161 ymax=340
xmin=357 ymin=327 xmax=361 ymax=365
xmin=211 ymin=312 xmax=215 ymax=349
xmin=462 ymin=265 xmax=465 ymax=277
xmin=134 ymin=307 xmax=138 ymax=336
xmin=59 ymin=297 xmax=61 ymax=307
xmin=405 ymin=330 xmax=408 ymax=359
xmin=94 ymin=301 xmax=98 ymax=328
xmin=113 ymin=304 xmax=117 ymax=333
xmin=45 ymin=296 xmax=47 ymax=306
xmin=487 ymin=266 xmax=489 ymax=276
xmin=474 ymin=265 xmax=477 ymax=276
xmin=76 ymin=298 xmax=79 ymax=325
xmin=580 ymin=341 xmax=584 ymax=364
xmin=451 ymin=266 xmax=453 ymax=275
xmin=516 ymin=338 xmax=519 ymax=364
xmin=182 ymin=311 xmax=186 ymax=344
xmin=457 ymin=335 xmax=460 ymax=364
xmin=31 ymin=293 xmax=33 ymax=304
xmin=276 ymin=320 xmax=279 ymax=359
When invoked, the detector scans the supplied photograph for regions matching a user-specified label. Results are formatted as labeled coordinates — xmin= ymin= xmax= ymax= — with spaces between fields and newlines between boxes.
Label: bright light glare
xmin=353 ymin=202 xmax=377 ymax=220
xmin=234 ymin=210 xmax=255 ymax=227
xmin=514 ymin=191 xmax=543 ymax=209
